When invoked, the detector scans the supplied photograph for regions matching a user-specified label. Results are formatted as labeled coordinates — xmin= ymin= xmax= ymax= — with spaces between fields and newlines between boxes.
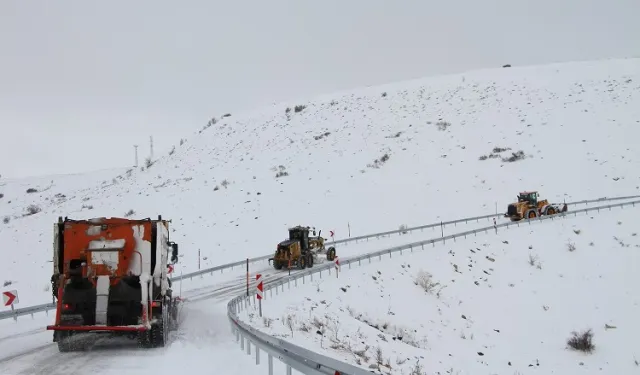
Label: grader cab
xmin=268 ymin=226 xmax=336 ymax=270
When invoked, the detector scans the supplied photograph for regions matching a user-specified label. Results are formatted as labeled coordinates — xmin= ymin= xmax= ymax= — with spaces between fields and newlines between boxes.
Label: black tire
xmin=56 ymin=331 xmax=73 ymax=352
xmin=274 ymin=261 xmax=283 ymax=270
xmin=307 ymin=253 xmax=314 ymax=268
xmin=546 ymin=206 xmax=556 ymax=215
xmin=525 ymin=209 xmax=538 ymax=219
xmin=149 ymin=306 xmax=168 ymax=348
xmin=298 ymin=255 xmax=306 ymax=269
xmin=326 ymin=247 xmax=336 ymax=261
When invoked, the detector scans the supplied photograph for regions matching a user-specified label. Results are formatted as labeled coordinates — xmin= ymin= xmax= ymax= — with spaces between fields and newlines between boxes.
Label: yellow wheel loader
xmin=505 ymin=191 xmax=567 ymax=221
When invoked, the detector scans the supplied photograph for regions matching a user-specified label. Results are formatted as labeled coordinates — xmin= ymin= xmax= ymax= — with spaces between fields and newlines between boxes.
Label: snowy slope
xmin=1 ymin=58 xmax=640 ymax=308
xmin=239 ymin=207 xmax=640 ymax=375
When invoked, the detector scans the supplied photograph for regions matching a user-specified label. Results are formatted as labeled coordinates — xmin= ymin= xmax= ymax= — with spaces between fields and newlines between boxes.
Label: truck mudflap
xmin=46 ymin=325 xmax=149 ymax=332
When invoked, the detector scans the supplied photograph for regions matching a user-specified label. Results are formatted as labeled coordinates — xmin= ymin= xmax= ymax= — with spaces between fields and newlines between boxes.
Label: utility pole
xmin=133 ymin=145 xmax=139 ymax=167
xmin=149 ymin=136 xmax=154 ymax=161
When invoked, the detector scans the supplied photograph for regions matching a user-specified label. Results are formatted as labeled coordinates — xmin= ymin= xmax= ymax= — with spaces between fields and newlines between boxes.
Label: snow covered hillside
xmin=239 ymin=207 xmax=640 ymax=375
xmin=1 ymin=58 xmax=639 ymax=307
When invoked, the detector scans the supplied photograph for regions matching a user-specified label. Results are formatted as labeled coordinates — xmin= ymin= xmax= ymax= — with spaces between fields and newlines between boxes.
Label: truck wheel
xmin=546 ymin=206 xmax=556 ymax=215
xmin=326 ymin=247 xmax=336 ymax=261
xmin=298 ymin=255 xmax=306 ymax=269
xmin=526 ymin=209 xmax=538 ymax=219
xmin=150 ymin=306 xmax=168 ymax=347
xmin=56 ymin=331 xmax=73 ymax=352
xmin=307 ymin=253 xmax=314 ymax=268
xmin=274 ymin=261 xmax=282 ymax=270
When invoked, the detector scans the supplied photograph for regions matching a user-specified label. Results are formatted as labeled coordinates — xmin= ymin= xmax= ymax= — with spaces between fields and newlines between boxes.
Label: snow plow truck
xmin=47 ymin=216 xmax=180 ymax=352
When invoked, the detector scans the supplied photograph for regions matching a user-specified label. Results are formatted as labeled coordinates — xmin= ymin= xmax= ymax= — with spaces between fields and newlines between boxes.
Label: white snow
xmin=1 ymin=58 xmax=639 ymax=308
xmin=239 ymin=207 xmax=640 ymax=374
xmin=0 ymin=58 xmax=639 ymax=374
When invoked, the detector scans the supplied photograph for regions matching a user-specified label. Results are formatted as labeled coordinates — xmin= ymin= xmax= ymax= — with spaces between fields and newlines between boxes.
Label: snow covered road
xmin=0 ymin=215 xmax=503 ymax=375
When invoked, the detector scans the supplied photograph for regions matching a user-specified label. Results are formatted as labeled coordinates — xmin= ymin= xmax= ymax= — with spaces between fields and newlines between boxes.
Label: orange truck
xmin=47 ymin=216 xmax=180 ymax=352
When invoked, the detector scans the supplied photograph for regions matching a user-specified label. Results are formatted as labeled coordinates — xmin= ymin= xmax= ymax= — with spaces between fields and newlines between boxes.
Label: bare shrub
xmin=567 ymin=241 xmax=576 ymax=252
xmin=528 ymin=253 xmax=538 ymax=266
xmin=2 ymin=216 xmax=9 ymax=224
xmin=435 ymin=121 xmax=451 ymax=131
xmin=492 ymin=146 xmax=511 ymax=153
xmin=414 ymin=270 xmax=440 ymax=293
xmin=375 ymin=346 xmax=384 ymax=367
xmin=410 ymin=360 xmax=426 ymax=375
xmin=124 ymin=209 xmax=135 ymax=217
xmin=26 ymin=204 xmax=41 ymax=215
xmin=502 ymin=150 xmax=526 ymax=162
xmin=221 ymin=179 xmax=230 ymax=188
xmin=0 ymin=193 xmax=4 ymax=199
xmin=169 ymin=146 xmax=175 ymax=155
xmin=145 ymin=157 xmax=153 ymax=168
xmin=26 ymin=188 xmax=38 ymax=193
xmin=179 ymin=138 xmax=185 ymax=146
xmin=263 ymin=317 xmax=273 ymax=327
xmin=286 ymin=315 xmax=295 ymax=336
xmin=314 ymin=132 xmax=331 ymax=140
xmin=479 ymin=155 xmax=489 ymax=161
xmin=294 ymin=104 xmax=306 ymax=113
xmin=367 ymin=153 xmax=390 ymax=169
xmin=567 ymin=329 xmax=595 ymax=353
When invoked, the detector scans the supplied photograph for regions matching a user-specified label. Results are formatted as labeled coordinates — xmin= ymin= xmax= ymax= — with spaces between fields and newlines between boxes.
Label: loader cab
xmin=288 ymin=226 xmax=310 ymax=251
xmin=518 ymin=191 xmax=538 ymax=206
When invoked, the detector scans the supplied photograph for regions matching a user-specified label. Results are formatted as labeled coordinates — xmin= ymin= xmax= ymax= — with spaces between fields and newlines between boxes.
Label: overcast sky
xmin=1 ymin=0 xmax=638 ymax=179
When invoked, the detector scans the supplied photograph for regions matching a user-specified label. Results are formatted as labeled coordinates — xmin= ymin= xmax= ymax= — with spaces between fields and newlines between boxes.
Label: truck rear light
xmin=63 ymin=303 xmax=72 ymax=310
xmin=151 ymin=301 xmax=161 ymax=308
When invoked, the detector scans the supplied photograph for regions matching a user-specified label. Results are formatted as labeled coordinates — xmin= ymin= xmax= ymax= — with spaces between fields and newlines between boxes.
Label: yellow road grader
xmin=505 ymin=191 xmax=567 ymax=221
xmin=268 ymin=226 xmax=337 ymax=270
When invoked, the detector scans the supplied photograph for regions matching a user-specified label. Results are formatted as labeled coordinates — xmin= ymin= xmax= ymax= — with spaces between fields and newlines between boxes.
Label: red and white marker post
xmin=2 ymin=290 xmax=19 ymax=321
xmin=256 ymin=273 xmax=263 ymax=317
xmin=334 ymin=257 xmax=340 ymax=278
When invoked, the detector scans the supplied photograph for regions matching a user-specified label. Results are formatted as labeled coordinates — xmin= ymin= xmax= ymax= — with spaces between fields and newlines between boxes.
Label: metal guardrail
xmin=325 ymin=194 xmax=640 ymax=245
xmin=227 ymin=198 xmax=640 ymax=375
xmin=2 ymin=194 xmax=639 ymax=321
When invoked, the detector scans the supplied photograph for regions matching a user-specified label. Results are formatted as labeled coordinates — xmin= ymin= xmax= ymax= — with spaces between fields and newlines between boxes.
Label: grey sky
xmin=1 ymin=0 xmax=638 ymax=178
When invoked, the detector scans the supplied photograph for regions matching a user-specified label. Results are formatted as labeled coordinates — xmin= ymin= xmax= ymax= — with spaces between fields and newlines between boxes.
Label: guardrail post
xmin=236 ymin=328 xmax=240 ymax=342
xmin=247 ymin=339 xmax=251 ymax=355
xmin=256 ymin=345 xmax=260 ymax=364
xmin=286 ymin=365 xmax=292 ymax=375
xmin=288 ymin=279 xmax=290 ymax=289
xmin=241 ymin=335 xmax=245 ymax=350
xmin=268 ymin=354 xmax=273 ymax=375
